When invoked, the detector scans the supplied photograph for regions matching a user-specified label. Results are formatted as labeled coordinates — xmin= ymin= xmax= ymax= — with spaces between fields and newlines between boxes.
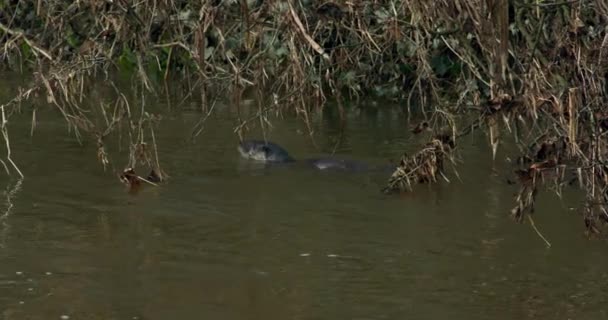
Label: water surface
xmin=0 ymin=78 xmax=607 ymax=320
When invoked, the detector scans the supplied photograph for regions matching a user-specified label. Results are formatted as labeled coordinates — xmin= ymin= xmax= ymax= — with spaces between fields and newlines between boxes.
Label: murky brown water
xmin=1 ymin=75 xmax=607 ymax=320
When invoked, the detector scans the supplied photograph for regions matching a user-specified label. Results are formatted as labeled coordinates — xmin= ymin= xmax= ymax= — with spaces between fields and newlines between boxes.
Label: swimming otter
xmin=237 ymin=140 xmax=296 ymax=163
xmin=238 ymin=139 xmax=395 ymax=172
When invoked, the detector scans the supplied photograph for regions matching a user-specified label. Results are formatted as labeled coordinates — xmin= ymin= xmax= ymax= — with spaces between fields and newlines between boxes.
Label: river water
xmin=0 ymin=77 xmax=607 ymax=320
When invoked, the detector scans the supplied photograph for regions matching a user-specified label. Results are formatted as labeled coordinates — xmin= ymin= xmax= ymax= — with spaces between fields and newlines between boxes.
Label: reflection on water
xmin=0 ymin=78 xmax=607 ymax=320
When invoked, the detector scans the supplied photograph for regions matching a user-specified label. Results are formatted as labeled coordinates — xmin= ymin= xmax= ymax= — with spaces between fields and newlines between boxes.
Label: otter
xmin=238 ymin=139 xmax=395 ymax=173
xmin=237 ymin=140 xmax=295 ymax=163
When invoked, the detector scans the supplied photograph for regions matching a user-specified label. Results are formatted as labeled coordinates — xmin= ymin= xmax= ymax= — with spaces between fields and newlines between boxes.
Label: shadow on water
xmin=0 ymin=78 xmax=607 ymax=319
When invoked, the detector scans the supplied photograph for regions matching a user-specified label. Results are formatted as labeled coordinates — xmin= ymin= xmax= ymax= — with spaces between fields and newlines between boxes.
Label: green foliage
xmin=118 ymin=46 xmax=137 ymax=73
xmin=398 ymin=63 xmax=415 ymax=76
xmin=19 ymin=42 xmax=32 ymax=61
xmin=431 ymin=53 xmax=461 ymax=78
xmin=339 ymin=70 xmax=360 ymax=91
xmin=65 ymin=27 xmax=82 ymax=49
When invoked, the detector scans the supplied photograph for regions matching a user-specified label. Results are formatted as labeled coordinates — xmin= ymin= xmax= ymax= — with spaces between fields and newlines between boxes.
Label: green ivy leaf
xmin=118 ymin=47 xmax=137 ymax=72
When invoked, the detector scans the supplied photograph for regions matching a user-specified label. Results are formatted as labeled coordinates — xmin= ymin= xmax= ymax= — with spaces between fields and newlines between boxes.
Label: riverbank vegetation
xmin=1 ymin=0 xmax=607 ymax=237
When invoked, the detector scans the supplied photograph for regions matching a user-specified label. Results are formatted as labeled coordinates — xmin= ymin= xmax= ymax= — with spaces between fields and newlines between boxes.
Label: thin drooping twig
xmin=527 ymin=214 xmax=552 ymax=248
xmin=0 ymin=106 xmax=24 ymax=179
xmin=288 ymin=1 xmax=330 ymax=61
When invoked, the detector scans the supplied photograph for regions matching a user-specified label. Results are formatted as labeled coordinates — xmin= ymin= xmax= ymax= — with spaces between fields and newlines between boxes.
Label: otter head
xmin=237 ymin=140 xmax=294 ymax=162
